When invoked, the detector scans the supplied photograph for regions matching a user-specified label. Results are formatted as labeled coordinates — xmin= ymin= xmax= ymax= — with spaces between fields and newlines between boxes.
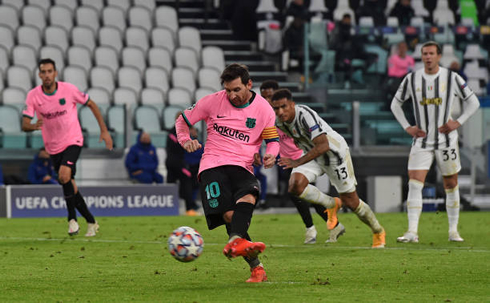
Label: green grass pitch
xmin=1 ymin=211 xmax=489 ymax=302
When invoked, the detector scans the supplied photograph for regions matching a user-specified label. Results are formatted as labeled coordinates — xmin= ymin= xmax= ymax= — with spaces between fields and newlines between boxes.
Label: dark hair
xmin=271 ymin=88 xmax=292 ymax=102
xmin=342 ymin=13 xmax=351 ymax=19
xmin=260 ymin=80 xmax=279 ymax=91
xmin=421 ymin=41 xmax=442 ymax=55
xmin=220 ymin=63 xmax=250 ymax=85
xmin=38 ymin=58 xmax=57 ymax=71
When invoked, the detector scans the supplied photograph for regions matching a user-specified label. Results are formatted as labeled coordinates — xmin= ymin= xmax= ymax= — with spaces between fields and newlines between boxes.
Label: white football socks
xmin=445 ymin=185 xmax=460 ymax=234
xmin=407 ymin=179 xmax=424 ymax=234
xmin=354 ymin=200 xmax=383 ymax=234
xmin=299 ymin=184 xmax=336 ymax=209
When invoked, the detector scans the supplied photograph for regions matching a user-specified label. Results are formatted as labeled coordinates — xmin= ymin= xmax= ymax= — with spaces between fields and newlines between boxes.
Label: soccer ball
xmin=167 ymin=226 xmax=204 ymax=262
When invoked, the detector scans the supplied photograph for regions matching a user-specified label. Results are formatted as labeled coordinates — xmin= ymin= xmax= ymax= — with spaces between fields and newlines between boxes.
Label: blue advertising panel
xmin=7 ymin=184 xmax=179 ymax=218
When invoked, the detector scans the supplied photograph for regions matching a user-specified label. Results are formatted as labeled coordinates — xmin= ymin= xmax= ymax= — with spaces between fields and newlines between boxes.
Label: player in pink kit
xmin=22 ymin=58 xmax=113 ymax=237
xmin=176 ymin=64 xmax=279 ymax=283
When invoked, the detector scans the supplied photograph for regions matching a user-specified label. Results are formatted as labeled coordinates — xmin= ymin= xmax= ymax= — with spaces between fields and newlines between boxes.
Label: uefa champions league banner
xmin=6 ymin=184 xmax=179 ymax=218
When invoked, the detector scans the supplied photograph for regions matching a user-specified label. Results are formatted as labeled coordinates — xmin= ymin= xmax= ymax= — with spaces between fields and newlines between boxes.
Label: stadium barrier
xmin=2 ymin=184 xmax=179 ymax=218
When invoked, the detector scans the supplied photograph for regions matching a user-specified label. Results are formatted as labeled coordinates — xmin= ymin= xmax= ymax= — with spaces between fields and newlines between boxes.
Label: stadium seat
xmin=411 ymin=0 xmax=430 ymax=18
xmin=145 ymin=67 xmax=170 ymax=96
xmin=72 ymin=26 xmax=97 ymax=53
xmin=365 ymin=44 xmax=388 ymax=74
xmin=94 ymin=46 xmax=120 ymax=76
xmin=412 ymin=43 xmax=423 ymax=60
xmin=151 ymin=27 xmax=176 ymax=54
xmin=134 ymin=105 xmax=167 ymax=147
xmin=433 ymin=29 xmax=455 ymax=45
xmin=440 ymin=44 xmax=459 ymax=68
xmin=148 ymin=47 xmax=173 ymax=75
xmin=22 ymin=5 xmax=46 ymax=33
xmin=102 ymin=6 xmax=126 ymax=35
xmin=81 ymin=0 xmax=105 ymax=14
xmin=178 ymin=27 xmax=202 ymax=60
xmin=309 ymin=0 xmax=328 ymax=14
xmin=12 ymin=46 xmax=37 ymax=76
xmin=384 ymin=32 xmax=405 ymax=47
xmin=28 ymin=0 xmax=51 ymax=17
xmin=434 ymin=10 xmax=455 ymax=26
xmin=63 ymin=65 xmax=88 ymax=92
xmin=2 ymin=0 xmax=24 ymax=14
xmin=202 ymin=46 xmax=225 ymax=73
xmin=198 ymin=68 xmax=221 ymax=91
xmin=113 ymin=87 xmax=138 ymax=107
xmin=175 ymin=47 xmax=200 ymax=77
xmin=386 ymin=17 xmax=400 ymax=28
xmin=126 ymin=27 xmax=150 ymax=53
xmin=155 ymin=6 xmax=179 ymax=39
xmin=99 ymin=26 xmax=124 ymax=55
xmin=410 ymin=17 xmax=424 ymax=28
xmin=359 ymin=17 xmax=374 ymax=28
xmin=79 ymin=106 xmax=107 ymax=148
xmin=67 ymin=46 xmax=93 ymax=75
xmin=0 ymin=5 xmax=19 ymax=32
xmin=0 ymin=105 xmax=27 ymax=148
xmin=141 ymin=88 xmax=166 ymax=112
xmin=107 ymin=105 xmax=126 ymax=148
xmin=134 ymin=0 xmax=156 ymax=12
xmin=0 ymin=26 xmax=15 ymax=55
xmin=167 ymin=87 xmax=192 ymax=108
xmin=118 ymin=66 xmax=143 ymax=96
xmin=17 ymin=25 xmax=42 ymax=53
xmin=128 ymin=6 xmax=153 ymax=33
xmin=54 ymin=0 xmax=78 ymax=15
xmin=122 ymin=47 xmax=146 ymax=76
xmin=39 ymin=46 xmax=65 ymax=78
xmin=467 ymin=79 xmax=483 ymax=96
xmin=162 ymin=105 xmax=185 ymax=130
xmin=87 ymin=87 xmax=112 ymax=106
xmin=171 ymin=67 xmax=196 ymax=96
xmin=76 ymin=6 xmax=100 ymax=35
xmin=464 ymin=44 xmax=485 ymax=60
xmin=49 ymin=5 xmax=74 ymax=33
xmin=194 ymin=87 xmax=215 ymax=102
xmin=2 ymin=87 xmax=26 ymax=112
xmin=45 ymin=26 xmax=70 ymax=54
xmin=90 ymin=66 xmax=116 ymax=94
xmin=107 ymin=0 xmax=131 ymax=13
xmin=0 ymin=46 xmax=9 ymax=76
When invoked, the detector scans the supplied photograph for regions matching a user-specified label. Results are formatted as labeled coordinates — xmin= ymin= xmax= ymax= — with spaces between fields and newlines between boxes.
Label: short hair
xmin=421 ymin=41 xmax=442 ymax=55
xmin=271 ymin=88 xmax=292 ymax=102
xmin=342 ymin=13 xmax=351 ymax=19
xmin=220 ymin=63 xmax=250 ymax=85
xmin=38 ymin=58 xmax=56 ymax=71
xmin=260 ymin=80 xmax=279 ymax=91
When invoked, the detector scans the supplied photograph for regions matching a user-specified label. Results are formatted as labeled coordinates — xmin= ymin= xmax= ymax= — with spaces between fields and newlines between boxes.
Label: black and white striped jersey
xmin=275 ymin=104 xmax=348 ymax=166
xmin=393 ymin=66 xmax=479 ymax=150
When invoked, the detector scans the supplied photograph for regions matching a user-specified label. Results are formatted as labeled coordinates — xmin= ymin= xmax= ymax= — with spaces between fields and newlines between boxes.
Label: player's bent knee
xmin=58 ymin=175 xmax=71 ymax=185
xmin=288 ymin=181 xmax=306 ymax=196
xmin=223 ymin=211 xmax=233 ymax=223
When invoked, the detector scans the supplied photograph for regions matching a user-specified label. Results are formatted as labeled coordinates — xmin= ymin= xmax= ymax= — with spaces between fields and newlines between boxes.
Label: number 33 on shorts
xmin=435 ymin=146 xmax=461 ymax=176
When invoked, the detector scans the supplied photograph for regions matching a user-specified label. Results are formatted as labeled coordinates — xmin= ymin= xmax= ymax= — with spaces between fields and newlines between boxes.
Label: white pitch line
xmin=0 ymin=237 xmax=489 ymax=253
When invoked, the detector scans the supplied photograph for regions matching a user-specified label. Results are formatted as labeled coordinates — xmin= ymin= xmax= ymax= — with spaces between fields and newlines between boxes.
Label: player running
xmin=22 ymin=58 xmax=113 ymax=237
xmin=271 ymin=89 xmax=386 ymax=248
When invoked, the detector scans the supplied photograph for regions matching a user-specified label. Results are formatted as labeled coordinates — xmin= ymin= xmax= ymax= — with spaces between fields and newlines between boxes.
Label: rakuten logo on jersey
xmin=213 ymin=123 xmax=250 ymax=142
xmin=40 ymin=110 xmax=68 ymax=119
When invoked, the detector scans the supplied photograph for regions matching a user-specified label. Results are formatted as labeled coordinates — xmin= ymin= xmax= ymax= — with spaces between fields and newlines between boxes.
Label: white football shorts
xmin=408 ymin=143 xmax=461 ymax=176
xmin=292 ymin=150 xmax=357 ymax=194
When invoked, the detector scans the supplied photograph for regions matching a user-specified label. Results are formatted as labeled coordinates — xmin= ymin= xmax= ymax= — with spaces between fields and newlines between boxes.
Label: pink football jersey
xmin=182 ymin=90 xmax=279 ymax=175
xmin=23 ymin=82 xmax=89 ymax=154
